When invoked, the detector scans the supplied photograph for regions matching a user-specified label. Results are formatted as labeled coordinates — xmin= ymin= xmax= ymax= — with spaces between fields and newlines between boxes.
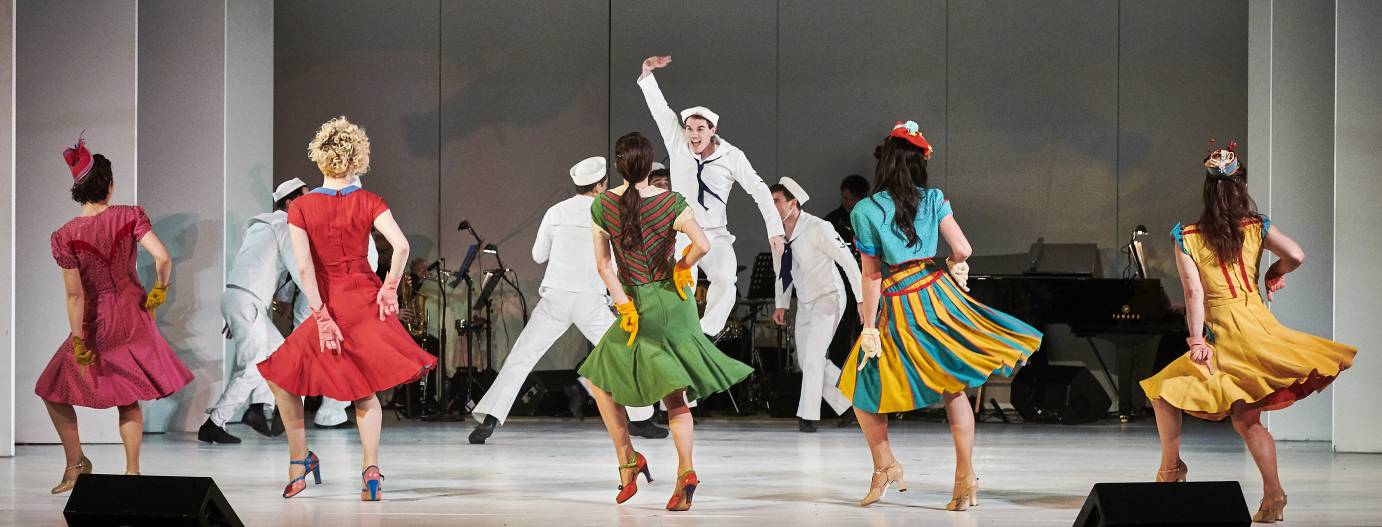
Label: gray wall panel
xmin=15 ymin=0 xmax=137 ymax=443
xmin=947 ymin=0 xmax=1119 ymax=256
xmin=438 ymin=0 xmax=611 ymax=370
xmin=1262 ymin=0 xmax=1334 ymax=440
xmin=137 ymin=0 xmax=227 ymax=433
xmin=777 ymin=0 xmax=947 ymax=217
xmin=1 ymin=0 xmax=13 ymax=455
xmin=1332 ymin=0 xmax=1382 ymax=453
xmin=1118 ymin=0 xmax=1248 ymax=295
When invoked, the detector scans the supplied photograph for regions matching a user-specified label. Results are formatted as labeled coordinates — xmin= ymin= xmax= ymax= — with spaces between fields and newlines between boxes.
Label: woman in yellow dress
xmin=1140 ymin=142 xmax=1356 ymax=524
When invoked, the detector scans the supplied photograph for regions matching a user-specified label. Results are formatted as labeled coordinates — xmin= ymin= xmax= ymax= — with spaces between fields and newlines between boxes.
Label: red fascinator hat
xmin=63 ymin=132 xmax=94 ymax=181
xmin=888 ymin=121 xmax=933 ymax=160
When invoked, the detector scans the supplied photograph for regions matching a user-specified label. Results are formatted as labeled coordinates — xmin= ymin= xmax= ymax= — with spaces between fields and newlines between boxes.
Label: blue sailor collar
xmin=310 ymin=184 xmax=361 ymax=196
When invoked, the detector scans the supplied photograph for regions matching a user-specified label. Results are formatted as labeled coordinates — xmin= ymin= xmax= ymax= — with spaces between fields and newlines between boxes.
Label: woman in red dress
xmin=36 ymin=136 xmax=193 ymax=493
xmin=256 ymin=117 xmax=436 ymax=501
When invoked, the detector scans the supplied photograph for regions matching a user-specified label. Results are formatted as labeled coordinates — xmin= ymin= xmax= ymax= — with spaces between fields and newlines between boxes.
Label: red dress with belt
xmin=257 ymin=186 xmax=435 ymax=401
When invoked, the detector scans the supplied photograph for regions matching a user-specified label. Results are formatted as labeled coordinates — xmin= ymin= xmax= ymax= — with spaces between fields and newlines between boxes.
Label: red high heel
xmin=361 ymin=465 xmax=384 ymax=501
xmin=666 ymin=469 xmax=699 ymax=511
xmin=616 ymin=451 xmax=653 ymax=504
xmin=282 ymin=451 xmax=321 ymax=499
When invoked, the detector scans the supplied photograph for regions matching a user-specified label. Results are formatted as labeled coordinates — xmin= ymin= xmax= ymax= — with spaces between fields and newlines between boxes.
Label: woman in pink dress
xmin=36 ymin=136 xmax=193 ymax=494
xmin=256 ymin=117 xmax=436 ymax=501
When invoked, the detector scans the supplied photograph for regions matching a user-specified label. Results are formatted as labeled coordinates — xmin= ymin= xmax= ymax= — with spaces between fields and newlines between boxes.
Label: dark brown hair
xmin=871 ymin=137 xmax=931 ymax=247
xmin=769 ymin=183 xmax=795 ymax=201
xmin=614 ymin=132 xmax=654 ymax=253
xmin=70 ymin=154 xmax=113 ymax=204
xmin=1197 ymin=159 xmax=1260 ymax=263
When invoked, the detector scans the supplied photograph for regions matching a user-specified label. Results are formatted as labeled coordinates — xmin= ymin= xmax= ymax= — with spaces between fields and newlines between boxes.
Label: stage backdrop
xmin=274 ymin=0 xmax=1247 ymax=374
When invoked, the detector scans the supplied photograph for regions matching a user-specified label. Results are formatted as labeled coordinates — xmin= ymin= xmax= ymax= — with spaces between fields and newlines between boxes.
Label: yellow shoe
xmin=1252 ymin=493 xmax=1287 ymax=523
xmin=945 ymin=472 xmax=979 ymax=511
xmin=51 ymin=456 xmax=92 ymax=494
xmin=858 ymin=462 xmax=906 ymax=507
xmin=1155 ymin=460 xmax=1188 ymax=482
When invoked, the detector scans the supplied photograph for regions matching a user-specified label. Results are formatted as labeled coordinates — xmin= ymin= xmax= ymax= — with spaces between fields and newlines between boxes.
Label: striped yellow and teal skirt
xmin=839 ymin=259 xmax=1043 ymax=413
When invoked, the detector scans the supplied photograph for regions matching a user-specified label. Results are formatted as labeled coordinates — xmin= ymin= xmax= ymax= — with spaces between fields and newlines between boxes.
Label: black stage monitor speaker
xmin=1010 ymin=364 xmax=1110 ymax=424
xmin=1074 ymin=481 xmax=1250 ymax=526
xmin=64 ymin=474 xmax=242 ymax=526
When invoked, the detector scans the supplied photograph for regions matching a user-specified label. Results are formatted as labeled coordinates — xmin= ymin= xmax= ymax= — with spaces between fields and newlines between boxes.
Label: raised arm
xmin=637 ymin=56 xmax=684 ymax=150
xmin=729 ymin=153 xmax=787 ymax=247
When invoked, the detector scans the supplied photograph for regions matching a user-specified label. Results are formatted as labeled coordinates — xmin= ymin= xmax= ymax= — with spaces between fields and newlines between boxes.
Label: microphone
xmin=457 ymin=220 xmax=471 ymax=231
xmin=425 ymin=260 xmax=441 ymax=272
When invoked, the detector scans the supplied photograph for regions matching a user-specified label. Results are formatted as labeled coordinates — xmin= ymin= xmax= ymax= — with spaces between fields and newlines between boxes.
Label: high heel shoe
xmin=945 ymin=473 xmax=979 ymax=511
xmin=361 ymin=465 xmax=385 ymax=501
xmin=615 ymin=451 xmax=652 ymax=504
xmin=858 ymin=462 xmax=906 ymax=507
xmin=665 ymin=469 xmax=699 ymax=511
xmin=50 ymin=456 xmax=92 ymax=494
xmin=1252 ymin=493 xmax=1287 ymax=523
xmin=1155 ymin=459 xmax=1188 ymax=482
xmin=281 ymin=451 xmax=321 ymax=499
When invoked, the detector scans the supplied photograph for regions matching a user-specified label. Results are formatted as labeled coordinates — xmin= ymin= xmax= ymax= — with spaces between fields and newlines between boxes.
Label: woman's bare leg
xmin=588 ymin=382 xmax=634 ymax=482
xmin=116 ymin=404 xmax=143 ymax=474
xmin=1231 ymin=406 xmax=1284 ymax=498
xmin=943 ymin=392 xmax=975 ymax=479
xmin=854 ymin=408 xmax=895 ymax=469
xmin=1151 ymin=398 xmax=1184 ymax=471
xmin=662 ymin=391 xmax=693 ymax=475
xmin=268 ymin=381 xmax=308 ymax=480
xmin=355 ymin=394 xmax=381 ymax=469
xmin=44 ymin=401 xmax=85 ymax=467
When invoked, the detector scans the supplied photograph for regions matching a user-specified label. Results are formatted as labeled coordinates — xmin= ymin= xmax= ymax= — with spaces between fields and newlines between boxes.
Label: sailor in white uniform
xmin=637 ymin=55 xmax=786 ymax=337
xmin=199 ymin=179 xmax=310 ymax=443
xmin=468 ymin=157 xmax=667 ymax=444
xmin=770 ymin=178 xmax=861 ymax=433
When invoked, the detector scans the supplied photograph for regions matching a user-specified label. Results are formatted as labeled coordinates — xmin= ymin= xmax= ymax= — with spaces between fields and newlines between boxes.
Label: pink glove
xmin=376 ymin=277 xmax=400 ymax=321
xmin=311 ymin=305 xmax=344 ymax=354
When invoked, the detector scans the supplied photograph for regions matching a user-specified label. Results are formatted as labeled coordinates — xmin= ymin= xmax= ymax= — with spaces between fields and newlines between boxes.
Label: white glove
xmin=857 ymin=328 xmax=882 ymax=371
xmin=947 ymin=258 xmax=970 ymax=292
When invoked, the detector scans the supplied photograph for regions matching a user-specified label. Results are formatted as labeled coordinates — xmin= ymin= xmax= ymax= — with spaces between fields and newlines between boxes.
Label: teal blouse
xmin=849 ymin=187 xmax=952 ymax=265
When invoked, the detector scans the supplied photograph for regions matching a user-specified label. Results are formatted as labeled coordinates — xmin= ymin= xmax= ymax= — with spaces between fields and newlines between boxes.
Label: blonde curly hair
xmin=307 ymin=116 xmax=371 ymax=178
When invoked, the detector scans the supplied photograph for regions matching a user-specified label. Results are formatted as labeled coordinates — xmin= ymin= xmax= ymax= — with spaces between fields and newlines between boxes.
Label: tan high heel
xmin=51 ymin=456 xmax=92 ymax=494
xmin=1155 ymin=460 xmax=1188 ymax=482
xmin=1252 ymin=493 xmax=1287 ymax=523
xmin=858 ymin=462 xmax=906 ymax=507
xmin=946 ymin=472 xmax=979 ymax=511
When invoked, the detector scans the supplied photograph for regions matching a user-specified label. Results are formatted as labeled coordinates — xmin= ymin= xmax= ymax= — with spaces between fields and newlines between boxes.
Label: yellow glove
xmin=72 ymin=335 xmax=94 ymax=366
xmin=856 ymin=328 xmax=882 ymax=371
xmin=673 ymin=246 xmax=694 ymax=301
xmin=616 ymin=301 xmax=639 ymax=346
xmin=144 ymin=283 xmax=168 ymax=317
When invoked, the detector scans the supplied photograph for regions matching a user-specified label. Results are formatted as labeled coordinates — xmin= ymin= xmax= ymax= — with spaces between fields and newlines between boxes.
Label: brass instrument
xmin=401 ymin=273 xmax=430 ymax=337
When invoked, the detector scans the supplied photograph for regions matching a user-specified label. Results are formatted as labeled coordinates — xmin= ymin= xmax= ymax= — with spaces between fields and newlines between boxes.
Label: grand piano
xmin=964 ymin=241 xmax=1184 ymax=420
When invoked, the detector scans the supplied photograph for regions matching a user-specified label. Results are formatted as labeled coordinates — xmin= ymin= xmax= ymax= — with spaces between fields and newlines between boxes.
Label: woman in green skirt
xmin=579 ymin=132 xmax=753 ymax=511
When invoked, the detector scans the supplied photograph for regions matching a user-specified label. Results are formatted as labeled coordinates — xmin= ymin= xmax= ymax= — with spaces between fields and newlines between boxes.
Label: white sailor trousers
xmin=207 ymin=288 xmax=281 ymax=426
xmin=794 ymin=292 xmax=853 ymax=420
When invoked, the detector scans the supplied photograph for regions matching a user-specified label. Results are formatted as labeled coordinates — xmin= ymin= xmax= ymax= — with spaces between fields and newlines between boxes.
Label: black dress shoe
xmin=799 ymin=419 xmax=818 ymax=433
xmin=837 ymin=410 xmax=858 ymax=429
xmin=628 ymin=418 xmax=670 ymax=439
xmin=469 ymin=415 xmax=499 ymax=444
xmin=198 ymin=418 xmax=242 ymax=444
xmin=241 ymin=404 xmax=274 ymax=437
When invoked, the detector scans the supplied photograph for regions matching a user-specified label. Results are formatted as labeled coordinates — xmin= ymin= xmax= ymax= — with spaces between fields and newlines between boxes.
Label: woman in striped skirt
xmin=839 ymin=121 xmax=1043 ymax=510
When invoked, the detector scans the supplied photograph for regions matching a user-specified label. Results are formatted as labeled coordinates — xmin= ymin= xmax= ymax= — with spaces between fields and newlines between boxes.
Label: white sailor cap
xmin=570 ymin=156 xmax=607 ymax=186
xmin=273 ymin=178 xmax=308 ymax=202
xmin=680 ymin=106 xmax=719 ymax=128
xmin=778 ymin=177 xmax=810 ymax=205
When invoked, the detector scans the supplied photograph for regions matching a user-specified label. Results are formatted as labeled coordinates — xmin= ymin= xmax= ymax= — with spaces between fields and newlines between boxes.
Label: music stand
xmin=422 ymin=243 xmax=481 ymax=422
xmin=746 ymin=252 xmax=777 ymax=300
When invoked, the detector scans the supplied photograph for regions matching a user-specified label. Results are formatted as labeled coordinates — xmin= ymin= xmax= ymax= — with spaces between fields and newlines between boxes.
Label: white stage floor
xmin=3 ymin=417 xmax=1380 ymax=526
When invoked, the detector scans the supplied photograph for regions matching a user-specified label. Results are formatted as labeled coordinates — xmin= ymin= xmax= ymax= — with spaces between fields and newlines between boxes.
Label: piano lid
xmin=967 ymin=240 xmax=1101 ymax=278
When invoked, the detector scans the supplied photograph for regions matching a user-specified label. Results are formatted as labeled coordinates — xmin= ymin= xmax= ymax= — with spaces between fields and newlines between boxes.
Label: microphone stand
xmin=423 ymin=263 xmax=467 ymax=423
